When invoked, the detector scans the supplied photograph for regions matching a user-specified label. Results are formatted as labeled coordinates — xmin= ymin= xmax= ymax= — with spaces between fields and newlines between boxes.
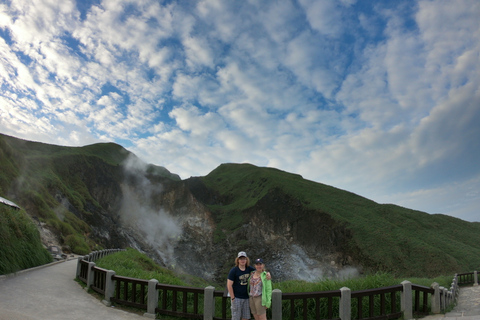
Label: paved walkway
xmin=420 ymin=285 xmax=480 ymax=320
xmin=0 ymin=258 xmax=146 ymax=320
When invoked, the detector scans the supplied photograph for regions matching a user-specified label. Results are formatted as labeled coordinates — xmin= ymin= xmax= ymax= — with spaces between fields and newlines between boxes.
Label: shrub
xmin=64 ymin=234 xmax=90 ymax=255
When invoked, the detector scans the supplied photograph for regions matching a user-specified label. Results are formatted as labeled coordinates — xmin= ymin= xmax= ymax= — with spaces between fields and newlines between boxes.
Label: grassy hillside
xmin=0 ymin=205 xmax=52 ymax=274
xmin=2 ymin=134 xmax=479 ymax=278
xmin=95 ymin=248 xmax=210 ymax=288
xmin=201 ymin=163 xmax=480 ymax=277
xmin=0 ymin=134 xmax=180 ymax=254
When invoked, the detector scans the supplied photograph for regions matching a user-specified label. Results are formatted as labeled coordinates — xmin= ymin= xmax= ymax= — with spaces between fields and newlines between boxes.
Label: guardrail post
xmin=431 ymin=282 xmax=440 ymax=314
xmin=452 ymin=275 xmax=459 ymax=298
xmin=439 ymin=287 xmax=446 ymax=311
xmin=203 ymin=286 xmax=215 ymax=320
xmin=474 ymin=271 xmax=478 ymax=286
xmin=144 ymin=279 xmax=159 ymax=318
xmin=86 ymin=262 xmax=95 ymax=289
xmin=340 ymin=287 xmax=351 ymax=320
xmin=102 ymin=270 xmax=116 ymax=307
xmin=272 ymin=289 xmax=282 ymax=320
xmin=401 ymin=280 xmax=413 ymax=320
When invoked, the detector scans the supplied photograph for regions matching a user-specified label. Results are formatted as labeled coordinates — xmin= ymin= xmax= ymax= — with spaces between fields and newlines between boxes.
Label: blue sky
xmin=1 ymin=0 xmax=479 ymax=222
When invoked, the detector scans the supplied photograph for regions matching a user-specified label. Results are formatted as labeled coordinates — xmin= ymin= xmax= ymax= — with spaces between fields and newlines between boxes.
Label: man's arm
xmin=227 ymin=279 xmax=235 ymax=300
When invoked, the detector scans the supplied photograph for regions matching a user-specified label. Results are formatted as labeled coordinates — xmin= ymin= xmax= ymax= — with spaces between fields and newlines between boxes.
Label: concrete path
xmin=420 ymin=285 xmax=480 ymax=320
xmin=0 ymin=258 xmax=146 ymax=320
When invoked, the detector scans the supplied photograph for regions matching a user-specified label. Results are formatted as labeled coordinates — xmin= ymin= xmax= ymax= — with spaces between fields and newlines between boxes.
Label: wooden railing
xmin=155 ymin=283 xmax=204 ymax=319
xmin=91 ymin=266 xmax=107 ymax=296
xmin=111 ymin=275 xmax=148 ymax=310
xmin=282 ymin=290 xmax=342 ymax=320
xmin=76 ymin=251 xmax=478 ymax=320
xmin=411 ymin=284 xmax=432 ymax=316
xmin=351 ymin=285 xmax=402 ymax=320
xmin=457 ymin=272 xmax=476 ymax=285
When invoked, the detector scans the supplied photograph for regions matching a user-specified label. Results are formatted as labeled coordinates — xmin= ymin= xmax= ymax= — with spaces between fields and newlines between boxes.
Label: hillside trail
xmin=0 ymin=258 xmax=145 ymax=320
xmin=1 ymin=259 xmax=480 ymax=320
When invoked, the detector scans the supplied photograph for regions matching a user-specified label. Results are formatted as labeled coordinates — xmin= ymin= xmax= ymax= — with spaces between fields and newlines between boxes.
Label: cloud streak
xmin=0 ymin=0 xmax=479 ymax=222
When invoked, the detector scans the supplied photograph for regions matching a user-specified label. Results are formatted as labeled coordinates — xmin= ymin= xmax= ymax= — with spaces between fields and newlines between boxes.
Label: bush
xmin=64 ymin=234 xmax=90 ymax=255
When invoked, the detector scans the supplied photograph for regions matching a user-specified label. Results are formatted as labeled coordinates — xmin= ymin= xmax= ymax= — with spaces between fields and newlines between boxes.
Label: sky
xmin=0 ymin=0 xmax=479 ymax=222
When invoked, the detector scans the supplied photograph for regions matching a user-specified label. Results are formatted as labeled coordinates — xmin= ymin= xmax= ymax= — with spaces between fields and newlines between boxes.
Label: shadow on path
xmin=0 ymin=259 xmax=145 ymax=320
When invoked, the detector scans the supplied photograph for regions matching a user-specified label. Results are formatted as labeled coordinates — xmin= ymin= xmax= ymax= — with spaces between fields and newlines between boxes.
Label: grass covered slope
xmin=95 ymin=248 xmax=210 ymax=288
xmin=201 ymin=163 xmax=480 ymax=277
xmin=0 ymin=133 xmax=180 ymax=254
xmin=0 ymin=206 xmax=52 ymax=274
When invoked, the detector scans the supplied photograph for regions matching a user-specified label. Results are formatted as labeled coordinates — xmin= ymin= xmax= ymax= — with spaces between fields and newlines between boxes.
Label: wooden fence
xmin=77 ymin=250 xmax=478 ymax=320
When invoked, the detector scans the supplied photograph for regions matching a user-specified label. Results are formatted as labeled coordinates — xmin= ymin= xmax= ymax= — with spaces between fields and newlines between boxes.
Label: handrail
xmin=351 ymin=285 xmax=402 ymax=320
xmin=111 ymin=274 xmax=148 ymax=309
xmin=282 ymin=289 xmax=342 ymax=320
xmin=76 ymin=250 xmax=478 ymax=320
xmin=411 ymin=284 xmax=433 ymax=316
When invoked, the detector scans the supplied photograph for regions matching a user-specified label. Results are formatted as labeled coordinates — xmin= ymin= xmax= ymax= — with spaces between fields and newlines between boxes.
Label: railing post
xmin=452 ymin=275 xmax=459 ymax=298
xmin=86 ymin=262 xmax=96 ymax=289
xmin=474 ymin=271 xmax=478 ymax=286
xmin=401 ymin=280 xmax=413 ymax=320
xmin=203 ymin=286 xmax=215 ymax=320
xmin=144 ymin=279 xmax=159 ymax=318
xmin=102 ymin=270 xmax=116 ymax=307
xmin=272 ymin=289 xmax=282 ymax=320
xmin=431 ymin=282 xmax=440 ymax=314
xmin=340 ymin=287 xmax=351 ymax=320
xmin=439 ymin=287 xmax=446 ymax=311
xmin=76 ymin=256 xmax=84 ymax=278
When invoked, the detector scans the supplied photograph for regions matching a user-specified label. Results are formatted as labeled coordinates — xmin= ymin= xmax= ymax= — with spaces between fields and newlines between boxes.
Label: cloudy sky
xmin=1 ymin=0 xmax=479 ymax=222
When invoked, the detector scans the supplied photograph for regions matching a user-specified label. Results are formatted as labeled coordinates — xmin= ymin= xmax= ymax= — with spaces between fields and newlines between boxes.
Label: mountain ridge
xmin=1 ymin=133 xmax=479 ymax=282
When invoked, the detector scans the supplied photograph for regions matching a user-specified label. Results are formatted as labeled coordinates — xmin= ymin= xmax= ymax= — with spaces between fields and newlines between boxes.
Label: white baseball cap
xmin=237 ymin=251 xmax=247 ymax=258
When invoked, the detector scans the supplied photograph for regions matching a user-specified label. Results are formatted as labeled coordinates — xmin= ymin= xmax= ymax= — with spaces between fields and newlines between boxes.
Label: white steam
xmin=119 ymin=155 xmax=182 ymax=266
xmin=272 ymin=245 xmax=360 ymax=282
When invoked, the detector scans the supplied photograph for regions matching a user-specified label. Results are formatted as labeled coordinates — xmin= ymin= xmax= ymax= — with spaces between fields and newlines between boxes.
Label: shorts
xmin=249 ymin=295 xmax=266 ymax=315
xmin=231 ymin=297 xmax=251 ymax=320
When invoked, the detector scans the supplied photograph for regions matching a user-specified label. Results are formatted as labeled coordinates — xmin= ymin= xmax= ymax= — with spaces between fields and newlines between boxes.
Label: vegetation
xmin=201 ymin=163 xmax=480 ymax=277
xmin=95 ymin=248 xmax=210 ymax=288
xmin=0 ymin=206 xmax=52 ymax=274
xmin=2 ymin=133 xmax=480 ymax=279
xmin=274 ymin=272 xmax=452 ymax=293
xmin=0 ymin=133 xmax=178 ymax=255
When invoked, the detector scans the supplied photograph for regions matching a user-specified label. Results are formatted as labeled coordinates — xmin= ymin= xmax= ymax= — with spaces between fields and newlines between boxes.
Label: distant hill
xmin=1 ymin=133 xmax=479 ymax=281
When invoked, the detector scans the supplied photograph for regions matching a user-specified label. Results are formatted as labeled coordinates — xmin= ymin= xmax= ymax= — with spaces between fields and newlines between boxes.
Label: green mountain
xmin=1 ymin=133 xmax=479 ymax=280
xmin=196 ymin=163 xmax=480 ymax=276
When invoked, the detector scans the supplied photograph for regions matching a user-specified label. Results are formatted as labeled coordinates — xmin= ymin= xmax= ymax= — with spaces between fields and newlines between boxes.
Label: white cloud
xmin=299 ymin=0 xmax=344 ymax=36
xmin=1 ymin=0 xmax=479 ymax=222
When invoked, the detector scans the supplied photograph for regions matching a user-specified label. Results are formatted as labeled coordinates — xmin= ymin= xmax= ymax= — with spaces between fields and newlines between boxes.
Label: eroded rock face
xmin=19 ymin=154 xmax=360 ymax=283
xmin=167 ymin=179 xmax=360 ymax=283
xmin=69 ymin=171 xmax=361 ymax=284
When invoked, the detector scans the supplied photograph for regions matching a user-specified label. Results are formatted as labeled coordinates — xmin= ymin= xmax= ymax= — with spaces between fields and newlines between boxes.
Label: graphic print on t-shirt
xmin=239 ymin=273 xmax=249 ymax=285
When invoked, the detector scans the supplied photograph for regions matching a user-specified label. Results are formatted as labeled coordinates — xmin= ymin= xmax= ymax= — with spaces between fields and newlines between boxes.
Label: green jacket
xmin=248 ymin=271 xmax=273 ymax=308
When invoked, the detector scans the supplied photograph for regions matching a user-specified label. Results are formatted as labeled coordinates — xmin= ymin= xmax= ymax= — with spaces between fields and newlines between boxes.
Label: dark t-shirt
xmin=228 ymin=266 xmax=255 ymax=299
